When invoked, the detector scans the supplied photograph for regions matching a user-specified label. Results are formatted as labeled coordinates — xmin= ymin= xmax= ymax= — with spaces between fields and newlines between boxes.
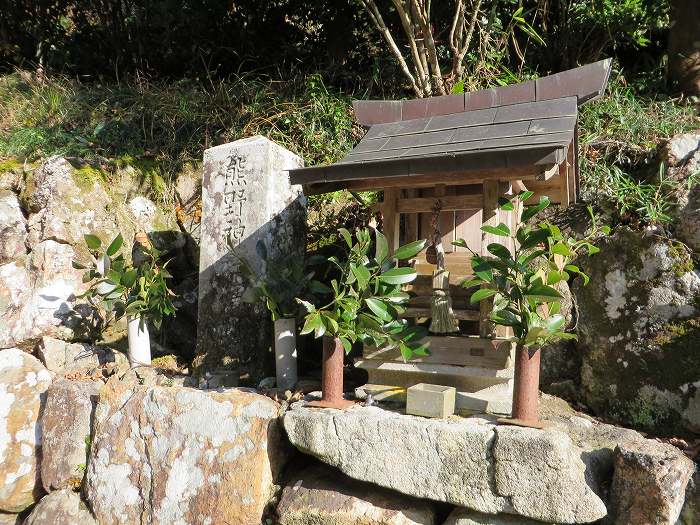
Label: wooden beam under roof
xmin=301 ymin=164 xmax=557 ymax=195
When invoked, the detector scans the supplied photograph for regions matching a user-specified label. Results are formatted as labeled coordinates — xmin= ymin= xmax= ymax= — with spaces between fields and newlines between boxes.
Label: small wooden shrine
xmin=289 ymin=59 xmax=612 ymax=415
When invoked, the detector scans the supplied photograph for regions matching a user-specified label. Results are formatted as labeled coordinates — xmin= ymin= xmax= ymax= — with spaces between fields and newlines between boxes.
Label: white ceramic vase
xmin=274 ymin=317 xmax=297 ymax=390
xmin=127 ymin=316 xmax=151 ymax=366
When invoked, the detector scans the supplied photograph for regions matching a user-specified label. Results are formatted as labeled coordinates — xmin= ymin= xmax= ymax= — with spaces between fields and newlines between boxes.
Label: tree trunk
xmin=668 ymin=0 xmax=700 ymax=96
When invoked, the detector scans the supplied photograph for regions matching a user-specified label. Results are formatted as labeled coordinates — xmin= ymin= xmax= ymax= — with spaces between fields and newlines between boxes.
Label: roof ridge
xmin=352 ymin=59 xmax=612 ymax=126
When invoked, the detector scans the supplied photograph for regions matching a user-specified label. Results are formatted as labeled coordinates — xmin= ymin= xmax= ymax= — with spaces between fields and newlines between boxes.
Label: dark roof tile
xmin=289 ymin=96 xmax=577 ymax=186
xmin=352 ymin=59 xmax=611 ymax=126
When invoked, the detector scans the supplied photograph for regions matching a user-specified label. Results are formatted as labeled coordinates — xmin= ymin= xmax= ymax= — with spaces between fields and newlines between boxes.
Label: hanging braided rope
xmin=428 ymin=200 xmax=458 ymax=334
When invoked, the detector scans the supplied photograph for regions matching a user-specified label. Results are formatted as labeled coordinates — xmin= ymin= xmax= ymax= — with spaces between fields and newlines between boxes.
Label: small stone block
xmin=406 ymin=383 xmax=456 ymax=418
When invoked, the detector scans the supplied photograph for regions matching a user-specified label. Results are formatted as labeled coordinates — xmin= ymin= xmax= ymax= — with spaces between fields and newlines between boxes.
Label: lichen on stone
xmin=575 ymin=227 xmax=700 ymax=435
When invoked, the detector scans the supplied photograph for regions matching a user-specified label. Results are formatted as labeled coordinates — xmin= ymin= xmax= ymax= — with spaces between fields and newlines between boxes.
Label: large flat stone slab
xmin=283 ymin=405 xmax=607 ymax=524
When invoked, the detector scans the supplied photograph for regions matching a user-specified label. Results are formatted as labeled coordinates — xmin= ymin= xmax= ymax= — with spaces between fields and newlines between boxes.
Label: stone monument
xmin=195 ymin=136 xmax=305 ymax=385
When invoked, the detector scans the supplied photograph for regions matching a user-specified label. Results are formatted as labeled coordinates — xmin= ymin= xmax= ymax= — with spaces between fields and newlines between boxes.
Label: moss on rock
xmin=575 ymin=227 xmax=700 ymax=435
xmin=70 ymin=164 xmax=106 ymax=192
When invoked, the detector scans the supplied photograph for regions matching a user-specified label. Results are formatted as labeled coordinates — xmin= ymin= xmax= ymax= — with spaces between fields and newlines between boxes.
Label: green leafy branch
xmin=73 ymin=234 xmax=177 ymax=333
xmin=454 ymin=193 xmax=609 ymax=349
xmin=234 ymin=238 xmax=326 ymax=321
xmin=297 ymin=227 xmax=429 ymax=361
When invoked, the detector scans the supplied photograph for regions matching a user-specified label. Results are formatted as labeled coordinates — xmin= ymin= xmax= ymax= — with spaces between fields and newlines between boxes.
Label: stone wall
xmin=0 ymin=337 xmax=697 ymax=525
xmin=0 ymin=155 xmax=197 ymax=358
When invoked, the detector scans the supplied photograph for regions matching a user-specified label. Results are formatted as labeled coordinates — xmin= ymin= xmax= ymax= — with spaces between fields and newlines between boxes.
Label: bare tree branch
xmin=411 ymin=0 xmax=432 ymax=94
xmin=450 ymin=0 xmax=482 ymax=84
xmin=358 ymin=0 xmax=423 ymax=97
xmin=448 ymin=0 xmax=466 ymax=80
xmin=391 ymin=0 xmax=429 ymax=95
xmin=358 ymin=0 xmax=486 ymax=97
xmin=410 ymin=0 xmax=446 ymax=95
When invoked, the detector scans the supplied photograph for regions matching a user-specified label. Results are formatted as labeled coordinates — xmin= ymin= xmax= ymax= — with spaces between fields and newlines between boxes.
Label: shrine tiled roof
xmin=352 ymin=58 xmax=612 ymax=126
xmin=288 ymin=59 xmax=612 ymax=192
xmin=289 ymin=96 xmax=577 ymax=186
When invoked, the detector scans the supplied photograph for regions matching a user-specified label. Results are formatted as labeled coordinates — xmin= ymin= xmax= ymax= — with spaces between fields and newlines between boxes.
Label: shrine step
xmin=456 ymin=382 xmax=513 ymax=417
xmin=355 ymin=359 xmax=512 ymax=392
xmin=363 ymin=336 xmax=513 ymax=369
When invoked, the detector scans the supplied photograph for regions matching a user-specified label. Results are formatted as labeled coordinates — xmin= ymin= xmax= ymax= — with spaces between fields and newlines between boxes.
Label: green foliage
xmin=598 ymin=164 xmax=699 ymax=226
xmin=0 ymin=72 xmax=359 ymax=182
xmin=0 ymin=158 xmax=23 ymax=174
xmin=578 ymin=73 xmax=699 ymax=225
xmin=454 ymin=196 xmax=608 ymax=349
xmin=610 ymin=397 xmax=682 ymax=435
xmin=306 ymin=190 xmax=378 ymax=252
xmin=297 ymin=228 xmax=428 ymax=360
xmin=71 ymin=164 xmax=106 ymax=191
xmin=534 ymin=0 xmax=668 ymax=69
xmin=235 ymin=239 xmax=324 ymax=322
xmin=1 ymin=1 xmax=365 ymax=80
xmin=580 ymin=75 xmax=698 ymax=170
xmin=75 ymin=234 xmax=177 ymax=334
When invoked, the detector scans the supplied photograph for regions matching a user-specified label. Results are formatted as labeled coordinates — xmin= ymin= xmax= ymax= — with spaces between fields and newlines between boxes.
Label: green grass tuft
xmin=579 ymin=74 xmax=699 ymax=226
xmin=0 ymin=72 xmax=361 ymax=185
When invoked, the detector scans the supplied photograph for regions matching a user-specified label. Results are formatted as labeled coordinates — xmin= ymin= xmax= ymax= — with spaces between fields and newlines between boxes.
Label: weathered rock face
xmin=493 ymin=425 xmax=608 ymax=523
xmin=540 ymin=394 xmax=647 ymax=496
xmin=24 ymin=156 xmax=117 ymax=247
xmin=0 ymin=261 xmax=33 ymax=349
xmin=36 ymin=336 xmax=128 ymax=375
xmin=0 ymin=240 xmax=84 ymax=349
xmin=679 ymin=470 xmax=699 ymax=525
xmin=0 ymin=513 xmax=20 ymax=525
xmin=41 ymin=379 xmax=101 ymax=492
xmin=276 ymin=463 xmax=436 ymax=525
xmin=283 ymin=405 xmax=607 ymax=524
xmin=24 ymin=489 xmax=96 ymax=525
xmin=661 ymin=133 xmax=700 ymax=169
xmin=0 ymin=348 xmax=52 ymax=513
xmin=0 ymin=160 xmax=23 ymax=191
xmin=543 ymin=394 xmax=699 ymax=525
xmin=443 ymin=507 xmax=553 ymax=525
xmin=0 ymin=155 xmax=181 ymax=351
xmin=85 ymin=382 xmax=289 ymax=525
xmin=195 ymin=136 xmax=306 ymax=385
xmin=0 ymin=191 xmax=26 ymax=265
xmin=574 ymin=227 xmax=700 ymax=433
xmin=609 ymin=440 xmax=695 ymax=525
xmin=663 ymin=133 xmax=700 ymax=253
xmin=678 ymin=184 xmax=700 ymax=254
